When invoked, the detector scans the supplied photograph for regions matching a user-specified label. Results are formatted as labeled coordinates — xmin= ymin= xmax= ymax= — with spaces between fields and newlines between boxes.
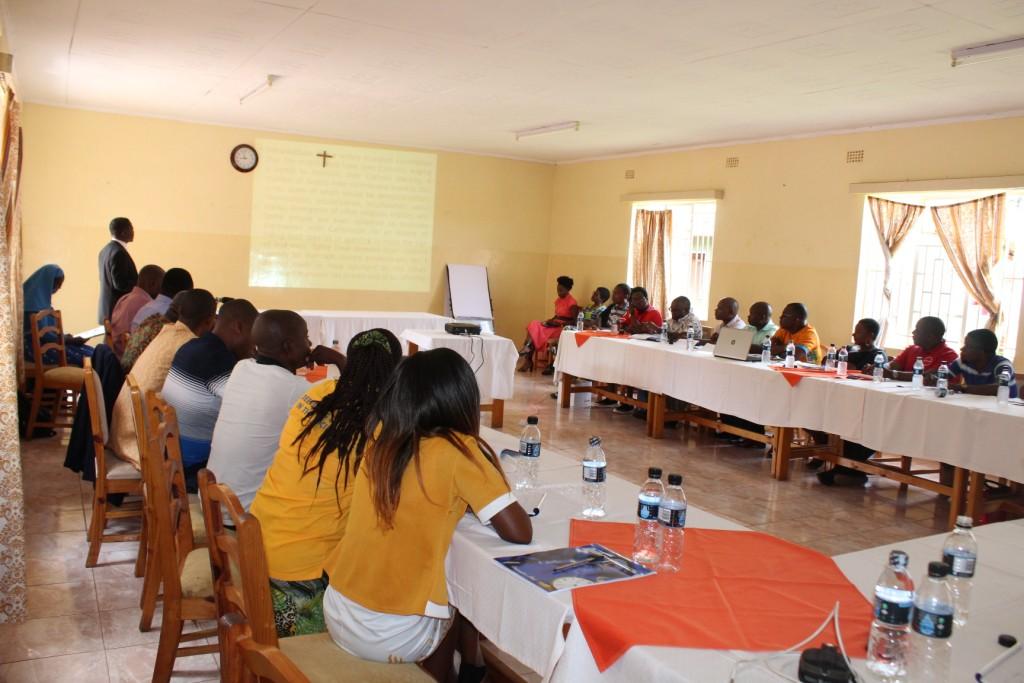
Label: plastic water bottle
xmin=784 ymin=341 xmax=796 ymax=368
xmin=761 ymin=336 xmax=771 ymax=363
xmin=657 ymin=474 xmax=687 ymax=573
xmin=912 ymin=357 xmax=925 ymax=390
xmin=686 ymin=326 xmax=695 ymax=350
xmin=867 ymin=550 xmax=915 ymax=681
xmin=581 ymin=436 xmax=607 ymax=519
xmin=576 ymin=311 xmax=584 ymax=330
xmin=825 ymin=344 xmax=837 ymax=370
xmin=516 ymin=416 xmax=541 ymax=490
xmin=874 ymin=351 xmax=887 ymax=383
xmin=935 ymin=363 xmax=949 ymax=398
xmin=660 ymin=322 xmax=669 ymax=343
xmin=909 ymin=562 xmax=954 ymax=682
xmin=632 ymin=467 xmax=664 ymax=566
xmin=942 ymin=515 xmax=977 ymax=627
xmin=997 ymin=368 xmax=1011 ymax=405
xmin=837 ymin=346 xmax=849 ymax=378
xmin=331 ymin=338 xmax=342 ymax=354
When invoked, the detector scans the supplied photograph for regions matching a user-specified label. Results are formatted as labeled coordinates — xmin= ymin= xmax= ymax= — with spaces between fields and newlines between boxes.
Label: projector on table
xmin=446 ymin=322 xmax=481 ymax=336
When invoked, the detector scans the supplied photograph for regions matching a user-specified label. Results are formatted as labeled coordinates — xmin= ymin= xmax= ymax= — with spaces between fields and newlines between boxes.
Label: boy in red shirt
xmin=620 ymin=286 xmax=664 ymax=334
xmin=869 ymin=316 xmax=958 ymax=380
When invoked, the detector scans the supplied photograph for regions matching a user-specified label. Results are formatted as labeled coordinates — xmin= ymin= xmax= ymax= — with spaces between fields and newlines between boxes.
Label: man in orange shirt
xmin=770 ymin=302 xmax=822 ymax=364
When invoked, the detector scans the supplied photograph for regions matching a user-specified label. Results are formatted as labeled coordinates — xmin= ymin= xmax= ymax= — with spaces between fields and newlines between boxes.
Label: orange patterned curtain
xmin=630 ymin=209 xmax=672 ymax=314
xmin=0 ymin=73 xmax=26 ymax=624
xmin=931 ymin=193 xmax=1006 ymax=330
xmin=867 ymin=196 xmax=923 ymax=343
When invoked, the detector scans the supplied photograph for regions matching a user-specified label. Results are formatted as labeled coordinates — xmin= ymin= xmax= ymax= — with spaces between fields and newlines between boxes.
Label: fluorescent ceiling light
xmin=514 ymin=120 xmax=580 ymax=141
xmin=240 ymin=74 xmax=280 ymax=105
xmin=951 ymin=37 xmax=1024 ymax=67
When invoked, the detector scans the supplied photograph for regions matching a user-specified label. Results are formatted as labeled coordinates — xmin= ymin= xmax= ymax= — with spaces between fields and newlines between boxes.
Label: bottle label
xmin=942 ymin=552 xmax=976 ymax=578
xmin=637 ymin=500 xmax=659 ymax=520
xmin=873 ymin=587 xmax=913 ymax=625
xmin=583 ymin=464 xmax=606 ymax=483
xmin=519 ymin=440 xmax=541 ymax=458
xmin=911 ymin=607 xmax=953 ymax=639
xmin=658 ymin=506 xmax=686 ymax=528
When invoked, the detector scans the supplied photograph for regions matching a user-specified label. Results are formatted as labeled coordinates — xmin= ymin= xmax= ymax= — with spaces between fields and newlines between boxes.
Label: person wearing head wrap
xmin=22 ymin=264 xmax=94 ymax=367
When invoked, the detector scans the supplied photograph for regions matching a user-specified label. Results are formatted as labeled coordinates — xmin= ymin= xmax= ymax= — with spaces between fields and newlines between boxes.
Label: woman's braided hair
xmin=294 ymin=328 xmax=403 ymax=500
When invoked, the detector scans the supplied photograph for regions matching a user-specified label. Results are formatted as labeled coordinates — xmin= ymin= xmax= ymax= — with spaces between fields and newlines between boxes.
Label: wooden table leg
xmin=560 ymin=373 xmax=574 ymax=409
xmin=648 ymin=394 xmax=665 ymax=439
xmin=407 ymin=342 xmax=419 ymax=355
xmin=771 ymin=427 xmax=794 ymax=480
xmin=490 ymin=399 xmax=504 ymax=429
xmin=949 ymin=467 xmax=967 ymax=530
xmin=966 ymin=470 xmax=985 ymax=524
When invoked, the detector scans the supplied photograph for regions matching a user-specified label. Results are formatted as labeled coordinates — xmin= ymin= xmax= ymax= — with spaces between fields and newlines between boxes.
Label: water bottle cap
xmin=527 ymin=416 xmax=539 ymax=425
xmin=888 ymin=550 xmax=908 ymax=568
xmin=927 ymin=561 xmax=949 ymax=578
xmin=667 ymin=473 xmax=683 ymax=486
xmin=955 ymin=515 xmax=973 ymax=529
xmin=331 ymin=339 xmax=339 ymax=345
xmin=648 ymin=467 xmax=662 ymax=478
xmin=588 ymin=435 xmax=602 ymax=447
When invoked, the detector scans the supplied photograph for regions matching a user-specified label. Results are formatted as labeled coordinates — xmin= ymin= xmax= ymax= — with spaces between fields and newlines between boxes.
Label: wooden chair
xmin=103 ymin=318 xmax=114 ymax=347
xmin=24 ymin=308 xmax=84 ymax=438
xmin=143 ymin=390 xmax=218 ymax=683
xmin=222 ymin=612 xmax=310 ymax=683
xmin=130 ymin=375 xmax=207 ymax=632
xmin=83 ymin=358 xmax=144 ymax=567
xmin=196 ymin=471 xmax=431 ymax=683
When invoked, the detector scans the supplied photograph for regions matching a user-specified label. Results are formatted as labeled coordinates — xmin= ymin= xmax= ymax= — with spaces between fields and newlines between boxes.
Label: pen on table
xmin=976 ymin=640 xmax=1021 ymax=680
xmin=552 ymin=555 xmax=602 ymax=574
xmin=528 ymin=492 xmax=548 ymax=518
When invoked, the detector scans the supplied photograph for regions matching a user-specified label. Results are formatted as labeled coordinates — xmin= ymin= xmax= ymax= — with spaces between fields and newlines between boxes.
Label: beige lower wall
xmin=20 ymin=104 xmax=554 ymax=341
xmin=547 ymin=116 xmax=1024 ymax=366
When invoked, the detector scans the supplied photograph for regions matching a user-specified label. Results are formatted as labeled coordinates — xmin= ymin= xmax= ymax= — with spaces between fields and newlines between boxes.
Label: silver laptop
xmin=713 ymin=326 xmax=757 ymax=361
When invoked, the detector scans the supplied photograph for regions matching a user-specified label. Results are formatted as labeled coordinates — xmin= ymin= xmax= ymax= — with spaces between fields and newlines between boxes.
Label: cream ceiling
xmin=4 ymin=0 xmax=1024 ymax=162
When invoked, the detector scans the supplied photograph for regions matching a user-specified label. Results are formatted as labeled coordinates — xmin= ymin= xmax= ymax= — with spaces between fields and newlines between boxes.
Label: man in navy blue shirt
xmin=162 ymin=298 xmax=259 ymax=490
xmin=950 ymin=328 xmax=1017 ymax=398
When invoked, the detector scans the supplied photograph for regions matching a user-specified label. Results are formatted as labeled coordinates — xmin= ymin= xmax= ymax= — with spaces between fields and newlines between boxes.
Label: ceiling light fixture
xmin=240 ymin=74 xmax=280 ymax=105
xmin=514 ymin=120 xmax=580 ymax=141
xmin=950 ymin=37 xmax=1024 ymax=67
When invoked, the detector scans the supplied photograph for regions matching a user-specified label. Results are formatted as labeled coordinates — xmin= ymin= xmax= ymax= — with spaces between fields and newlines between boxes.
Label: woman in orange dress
xmin=518 ymin=275 xmax=579 ymax=372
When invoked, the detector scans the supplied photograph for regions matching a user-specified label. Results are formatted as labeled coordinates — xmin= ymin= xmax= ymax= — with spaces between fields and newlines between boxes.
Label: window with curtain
xmin=627 ymin=200 xmax=717 ymax=319
xmin=853 ymin=190 xmax=1024 ymax=357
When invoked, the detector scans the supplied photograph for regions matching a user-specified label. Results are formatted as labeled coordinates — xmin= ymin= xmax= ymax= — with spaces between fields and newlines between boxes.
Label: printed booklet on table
xmin=495 ymin=543 xmax=654 ymax=592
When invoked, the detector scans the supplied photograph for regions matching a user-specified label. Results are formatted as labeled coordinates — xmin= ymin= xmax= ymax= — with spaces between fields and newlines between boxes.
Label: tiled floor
xmin=3 ymin=371 xmax=958 ymax=681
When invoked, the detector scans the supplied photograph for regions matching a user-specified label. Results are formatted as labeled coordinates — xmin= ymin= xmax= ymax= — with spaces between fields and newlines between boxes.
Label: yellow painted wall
xmin=20 ymin=104 xmax=554 ymax=340
xmin=547 ymin=117 xmax=1024 ymax=366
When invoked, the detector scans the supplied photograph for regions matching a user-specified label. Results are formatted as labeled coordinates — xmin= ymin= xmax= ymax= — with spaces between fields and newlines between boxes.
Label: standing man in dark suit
xmin=97 ymin=217 xmax=138 ymax=324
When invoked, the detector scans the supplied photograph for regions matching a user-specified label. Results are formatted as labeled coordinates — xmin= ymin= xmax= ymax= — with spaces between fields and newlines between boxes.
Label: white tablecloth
xmin=453 ymin=427 xmax=1024 ymax=682
xmin=555 ymin=332 xmax=1024 ymax=484
xmin=297 ymin=310 xmax=451 ymax=351
xmin=399 ymin=330 xmax=517 ymax=401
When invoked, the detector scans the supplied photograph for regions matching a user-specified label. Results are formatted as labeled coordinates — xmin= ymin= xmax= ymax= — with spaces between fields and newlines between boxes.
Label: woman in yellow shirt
xmin=323 ymin=348 xmax=532 ymax=682
xmin=250 ymin=329 xmax=403 ymax=638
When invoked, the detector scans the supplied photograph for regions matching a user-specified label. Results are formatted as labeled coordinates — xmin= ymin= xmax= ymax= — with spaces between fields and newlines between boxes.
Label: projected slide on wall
xmin=249 ymin=139 xmax=437 ymax=291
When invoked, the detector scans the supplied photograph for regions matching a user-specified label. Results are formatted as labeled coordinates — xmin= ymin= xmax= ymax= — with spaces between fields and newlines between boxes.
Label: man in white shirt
xmin=207 ymin=310 xmax=345 ymax=511
xmin=706 ymin=297 xmax=745 ymax=343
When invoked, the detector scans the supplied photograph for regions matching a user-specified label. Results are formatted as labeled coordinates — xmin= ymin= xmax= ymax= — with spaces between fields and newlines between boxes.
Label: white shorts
xmin=323 ymin=586 xmax=454 ymax=664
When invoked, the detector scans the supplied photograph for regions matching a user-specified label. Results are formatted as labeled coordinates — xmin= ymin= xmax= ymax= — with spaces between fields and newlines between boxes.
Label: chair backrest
xmin=103 ymin=318 xmax=113 ymax=347
xmin=144 ymin=391 xmax=198 ymax=602
xmin=29 ymin=308 xmax=67 ymax=369
xmin=221 ymin=613 xmax=310 ymax=683
xmin=197 ymin=470 xmax=276 ymax=640
xmin=82 ymin=358 xmax=112 ymax=494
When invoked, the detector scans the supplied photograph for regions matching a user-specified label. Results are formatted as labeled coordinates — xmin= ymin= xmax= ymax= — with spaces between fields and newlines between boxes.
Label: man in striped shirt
xmin=162 ymin=298 xmax=259 ymax=491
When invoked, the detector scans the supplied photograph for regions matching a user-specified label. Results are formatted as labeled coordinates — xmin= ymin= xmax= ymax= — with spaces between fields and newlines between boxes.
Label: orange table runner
xmin=770 ymin=365 xmax=870 ymax=386
xmin=569 ymin=519 xmax=872 ymax=671
xmin=575 ymin=330 xmax=629 ymax=347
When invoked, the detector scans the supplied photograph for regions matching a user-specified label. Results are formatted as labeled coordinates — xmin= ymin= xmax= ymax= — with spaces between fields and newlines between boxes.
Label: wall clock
xmin=230 ymin=144 xmax=258 ymax=172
